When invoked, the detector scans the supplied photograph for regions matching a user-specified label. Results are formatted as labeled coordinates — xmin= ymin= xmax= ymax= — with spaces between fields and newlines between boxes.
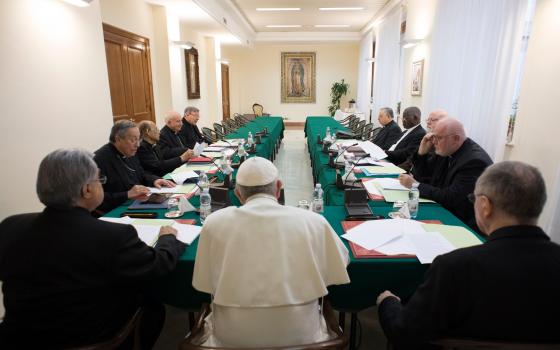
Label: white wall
xmin=222 ymin=43 xmax=360 ymax=122
xmin=503 ymin=0 xmax=560 ymax=237
xmin=99 ymin=0 xmax=170 ymax=125
xmin=0 ymin=0 xmax=113 ymax=220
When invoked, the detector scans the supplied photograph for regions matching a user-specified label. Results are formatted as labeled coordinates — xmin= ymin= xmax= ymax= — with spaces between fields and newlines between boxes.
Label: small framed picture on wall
xmin=411 ymin=59 xmax=424 ymax=96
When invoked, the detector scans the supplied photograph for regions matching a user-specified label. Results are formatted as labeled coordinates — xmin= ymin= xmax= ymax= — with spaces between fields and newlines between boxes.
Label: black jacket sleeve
xmin=386 ymin=129 xmax=425 ymax=165
xmin=137 ymin=144 xmax=183 ymax=177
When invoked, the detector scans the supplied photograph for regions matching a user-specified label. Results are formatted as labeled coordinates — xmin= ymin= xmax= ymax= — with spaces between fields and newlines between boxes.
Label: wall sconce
xmin=401 ymin=39 xmax=422 ymax=48
xmin=172 ymin=40 xmax=195 ymax=50
xmin=61 ymin=0 xmax=92 ymax=7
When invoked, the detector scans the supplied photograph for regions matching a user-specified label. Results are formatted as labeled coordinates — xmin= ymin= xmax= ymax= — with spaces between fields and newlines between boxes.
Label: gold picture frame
xmin=185 ymin=48 xmax=200 ymax=99
xmin=411 ymin=59 xmax=424 ymax=96
xmin=281 ymin=52 xmax=316 ymax=103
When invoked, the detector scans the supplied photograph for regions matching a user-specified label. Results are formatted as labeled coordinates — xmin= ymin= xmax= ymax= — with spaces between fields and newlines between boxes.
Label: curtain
xmin=356 ymin=30 xmax=373 ymax=119
xmin=371 ymin=8 xmax=401 ymax=122
xmin=424 ymin=0 xmax=529 ymax=160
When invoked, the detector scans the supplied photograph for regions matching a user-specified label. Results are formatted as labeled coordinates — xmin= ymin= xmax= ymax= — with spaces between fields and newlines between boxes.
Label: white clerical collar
xmin=388 ymin=124 xmax=420 ymax=151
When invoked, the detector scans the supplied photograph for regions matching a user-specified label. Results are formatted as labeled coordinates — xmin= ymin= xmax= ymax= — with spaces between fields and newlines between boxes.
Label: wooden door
xmin=103 ymin=23 xmax=155 ymax=123
xmin=221 ymin=63 xmax=230 ymax=120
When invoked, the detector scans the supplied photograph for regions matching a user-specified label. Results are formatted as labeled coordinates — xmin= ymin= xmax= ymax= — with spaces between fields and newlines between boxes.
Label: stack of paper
xmin=342 ymin=219 xmax=424 ymax=251
xmin=172 ymin=164 xmax=216 ymax=174
xmin=357 ymin=141 xmax=388 ymax=160
xmin=360 ymin=165 xmax=406 ymax=176
xmin=148 ymin=183 xmax=198 ymax=195
xmin=170 ymin=170 xmax=199 ymax=184
xmin=100 ymin=216 xmax=134 ymax=224
xmin=204 ymin=146 xmax=226 ymax=152
xmin=374 ymin=178 xmax=409 ymax=191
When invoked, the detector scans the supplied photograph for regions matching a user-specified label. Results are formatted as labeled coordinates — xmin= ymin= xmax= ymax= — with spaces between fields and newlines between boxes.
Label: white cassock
xmin=192 ymin=193 xmax=350 ymax=347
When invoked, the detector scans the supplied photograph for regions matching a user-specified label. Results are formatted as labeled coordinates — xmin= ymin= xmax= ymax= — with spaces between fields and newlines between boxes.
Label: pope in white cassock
xmin=192 ymin=157 xmax=350 ymax=347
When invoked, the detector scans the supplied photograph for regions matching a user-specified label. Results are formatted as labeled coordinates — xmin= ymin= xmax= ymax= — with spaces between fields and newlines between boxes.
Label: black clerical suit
xmin=137 ymin=140 xmax=183 ymax=177
xmin=158 ymin=125 xmax=188 ymax=158
xmin=386 ymin=125 xmax=426 ymax=165
xmin=94 ymin=143 xmax=159 ymax=213
xmin=179 ymin=119 xmax=208 ymax=149
xmin=373 ymin=120 xmax=402 ymax=150
xmin=0 ymin=207 xmax=187 ymax=349
xmin=378 ymin=225 xmax=560 ymax=349
xmin=411 ymin=138 xmax=492 ymax=229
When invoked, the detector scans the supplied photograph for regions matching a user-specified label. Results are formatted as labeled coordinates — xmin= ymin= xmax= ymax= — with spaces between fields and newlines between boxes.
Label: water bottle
xmin=312 ymin=184 xmax=324 ymax=213
xmin=247 ymin=132 xmax=254 ymax=146
xmin=199 ymin=188 xmax=212 ymax=224
xmin=198 ymin=170 xmax=209 ymax=190
xmin=325 ymin=126 xmax=331 ymax=142
xmin=238 ymin=140 xmax=246 ymax=157
xmin=408 ymin=183 xmax=420 ymax=219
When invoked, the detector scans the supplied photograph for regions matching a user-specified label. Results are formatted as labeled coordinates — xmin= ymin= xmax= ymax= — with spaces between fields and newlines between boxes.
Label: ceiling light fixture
xmin=265 ymin=25 xmax=302 ymax=28
xmin=314 ymin=24 xmax=351 ymax=28
xmin=319 ymin=7 xmax=365 ymax=11
xmin=61 ymin=0 xmax=92 ymax=7
xmin=256 ymin=8 xmax=301 ymax=11
xmin=172 ymin=40 xmax=195 ymax=49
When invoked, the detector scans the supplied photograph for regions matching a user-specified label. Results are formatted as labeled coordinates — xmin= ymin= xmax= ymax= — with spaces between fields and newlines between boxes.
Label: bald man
xmin=399 ymin=117 xmax=492 ymax=230
xmin=158 ymin=111 xmax=189 ymax=158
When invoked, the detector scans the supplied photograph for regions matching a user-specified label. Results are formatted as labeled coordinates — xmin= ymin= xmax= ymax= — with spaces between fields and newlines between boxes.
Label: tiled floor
xmin=154 ymin=130 xmax=388 ymax=349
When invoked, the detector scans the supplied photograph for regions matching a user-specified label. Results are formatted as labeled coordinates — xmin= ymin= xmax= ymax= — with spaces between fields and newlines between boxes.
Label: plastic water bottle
xmin=198 ymin=171 xmax=209 ymax=190
xmin=247 ymin=132 xmax=254 ymax=146
xmin=325 ymin=126 xmax=331 ymax=142
xmin=408 ymin=183 xmax=420 ymax=219
xmin=199 ymin=188 xmax=212 ymax=224
xmin=312 ymin=184 xmax=324 ymax=213
xmin=238 ymin=141 xmax=246 ymax=157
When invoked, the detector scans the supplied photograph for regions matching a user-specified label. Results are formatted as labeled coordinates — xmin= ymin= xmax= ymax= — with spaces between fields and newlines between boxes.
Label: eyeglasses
xmin=98 ymin=175 xmax=107 ymax=185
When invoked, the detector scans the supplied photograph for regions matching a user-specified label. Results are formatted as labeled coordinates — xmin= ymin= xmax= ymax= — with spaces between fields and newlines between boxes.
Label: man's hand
xmin=154 ymin=179 xmax=175 ymax=188
xmin=127 ymin=185 xmax=150 ymax=200
xmin=418 ymin=132 xmax=435 ymax=155
xmin=180 ymin=149 xmax=194 ymax=162
xmin=377 ymin=290 xmax=400 ymax=305
xmin=399 ymin=174 xmax=417 ymax=189
xmin=159 ymin=225 xmax=178 ymax=237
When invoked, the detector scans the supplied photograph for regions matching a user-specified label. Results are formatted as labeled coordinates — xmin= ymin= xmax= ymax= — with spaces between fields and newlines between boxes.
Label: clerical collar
xmin=109 ymin=143 xmax=128 ymax=159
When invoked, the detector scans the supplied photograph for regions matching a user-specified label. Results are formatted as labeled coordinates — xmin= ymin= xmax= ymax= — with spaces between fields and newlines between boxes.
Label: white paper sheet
xmin=357 ymin=141 xmax=388 ymax=160
xmin=362 ymin=179 xmax=382 ymax=196
xmin=374 ymin=178 xmax=410 ymax=191
xmin=170 ymin=170 xmax=199 ymax=185
xmin=342 ymin=219 xmax=405 ymax=250
xmin=356 ymin=158 xmax=393 ymax=167
xmin=133 ymin=224 xmax=160 ymax=246
xmin=375 ymin=236 xmax=417 ymax=255
xmin=193 ymin=142 xmax=205 ymax=156
xmin=204 ymin=146 xmax=225 ymax=152
xmin=99 ymin=216 xmax=134 ymax=224
xmin=406 ymin=231 xmax=456 ymax=264
xmin=173 ymin=223 xmax=202 ymax=245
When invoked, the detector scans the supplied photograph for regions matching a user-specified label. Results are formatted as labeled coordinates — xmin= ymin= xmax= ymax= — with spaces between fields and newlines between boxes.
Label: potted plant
xmin=328 ymin=79 xmax=349 ymax=117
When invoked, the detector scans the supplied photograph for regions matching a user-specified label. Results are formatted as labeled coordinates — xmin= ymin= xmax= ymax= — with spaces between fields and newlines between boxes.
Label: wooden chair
xmin=179 ymin=299 xmax=348 ymax=350
xmin=234 ymin=114 xmax=250 ymax=126
xmin=252 ymin=103 xmax=264 ymax=117
xmin=431 ymin=338 xmax=560 ymax=350
xmin=70 ymin=308 xmax=143 ymax=350
xmin=361 ymin=123 xmax=375 ymax=140
xmin=222 ymin=120 xmax=237 ymax=134
xmin=202 ymin=127 xmax=219 ymax=143
xmin=338 ymin=114 xmax=356 ymax=124
xmin=213 ymin=123 xmax=225 ymax=139
xmin=370 ymin=126 xmax=382 ymax=141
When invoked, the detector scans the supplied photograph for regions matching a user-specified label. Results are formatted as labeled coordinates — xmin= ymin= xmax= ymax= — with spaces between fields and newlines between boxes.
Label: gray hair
xmin=380 ymin=107 xmax=394 ymax=119
xmin=36 ymin=149 xmax=98 ymax=209
xmin=236 ymin=181 xmax=277 ymax=200
xmin=183 ymin=106 xmax=199 ymax=116
xmin=476 ymin=161 xmax=547 ymax=221
xmin=109 ymin=120 xmax=136 ymax=142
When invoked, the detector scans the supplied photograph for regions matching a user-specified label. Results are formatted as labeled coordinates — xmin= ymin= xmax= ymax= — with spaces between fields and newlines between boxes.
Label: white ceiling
xmin=231 ymin=0 xmax=390 ymax=32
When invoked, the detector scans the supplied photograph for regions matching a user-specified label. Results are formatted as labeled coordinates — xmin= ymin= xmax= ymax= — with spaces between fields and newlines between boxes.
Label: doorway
xmin=221 ymin=63 xmax=230 ymax=120
xmin=103 ymin=23 xmax=155 ymax=123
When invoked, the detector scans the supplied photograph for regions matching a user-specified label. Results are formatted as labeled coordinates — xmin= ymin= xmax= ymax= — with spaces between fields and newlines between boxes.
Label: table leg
xmin=349 ymin=312 xmax=358 ymax=350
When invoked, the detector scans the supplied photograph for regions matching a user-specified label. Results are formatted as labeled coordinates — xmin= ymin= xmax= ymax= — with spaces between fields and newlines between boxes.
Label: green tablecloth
xmin=227 ymin=116 xmax=284 ymax=161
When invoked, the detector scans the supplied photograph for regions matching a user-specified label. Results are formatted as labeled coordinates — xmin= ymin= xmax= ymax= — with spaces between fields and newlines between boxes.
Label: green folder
xmin=422 ymin=223 xmax=483 ymax=249
xmin=373 ymin=182 xmax=435 ymax=203
xmin=361 ymin=165 xmax=406 ymax=175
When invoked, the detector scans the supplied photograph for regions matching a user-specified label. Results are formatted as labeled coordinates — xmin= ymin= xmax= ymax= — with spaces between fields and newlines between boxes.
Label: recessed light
xmin=256 ymin=8 xmax=301 ymax=11
xmin=265 ymin=25 xmax=302 ymax=28
xmin=314 ymin=25 xmax=351 ymax=28
xmin=319 ymin=7 xmax=365 ymax=11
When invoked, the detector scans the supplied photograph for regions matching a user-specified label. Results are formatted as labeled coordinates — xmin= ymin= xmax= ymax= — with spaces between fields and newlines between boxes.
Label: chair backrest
xmin=222 ymin=119 xmax=237 ymax=134
xmin=253 ymin=103 xmax=264 ymax=117
xmin=213 ymin=123 xmax=225 ymax=139
xmin=361 ymin=123 xmax=374 ymax=140
xmin=432 ymin=338 xmax=560 ymax=350
xmin=69 ymin=308 xmax=143 ymax=350
xmin=341 ymin=115 xmax=357 ymax=126
xmin=370 ymin=127 xmax=382 ymax=141
xmin=202 ymin=127 xmax=218 ymax=143
xmin=353 ymin=120 xmax=366 ymax=134
xmin=347 ymin=117 xmax=359 ymax=130
xmin=180 ymin=299 xmax=347 ymax=350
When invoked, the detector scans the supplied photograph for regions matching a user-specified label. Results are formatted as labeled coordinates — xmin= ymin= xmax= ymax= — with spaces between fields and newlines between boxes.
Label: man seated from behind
xmin=377 ymin=161 xmax=560 ymax=349
xmin=0 ymin=149 xmax=186 ymax=349
xmin=373 ymin=107 xmax=402 ymax=150
xmin=94 ymin=120 xmax=175 ymax=214
xmin=400 ymin=117 xmax=492 ymax=230
xmin=137 ymin=120 xmax=193 ymax=177
xmin=386 ymin=106 xmax=426 ymax=165
xmin=192 ymin=157 xmax=350 ymax=347
xmin=159 ymin=111 xmax=189 ymax=158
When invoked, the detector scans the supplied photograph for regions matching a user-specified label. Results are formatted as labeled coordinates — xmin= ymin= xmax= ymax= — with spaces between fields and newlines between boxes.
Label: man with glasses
xmin=0 ymin=149 xmax=186 ymax=349
xmin=180 ymin=106 xmax=211 ymax=149
xmin=377 ymin=161 xmax=560 ymax=348
xmin=399 ymin=117 xmax=492 ymax=230
xmin=93 ymin=120 xmax=175 ymax=214
xmin=137 ymin=120 xmax=193 ymax=176
xmin=373 ymin=107 xmax=402 ymax=150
